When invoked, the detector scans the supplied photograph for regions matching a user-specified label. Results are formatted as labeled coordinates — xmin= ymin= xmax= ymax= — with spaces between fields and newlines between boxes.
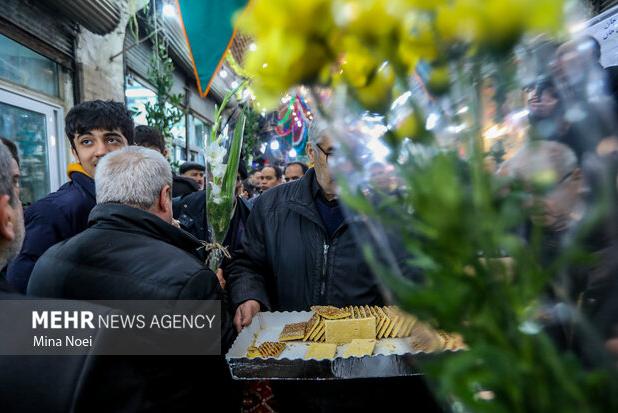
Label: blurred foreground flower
xmin=235 ymin=0 xmax=618 ymax=412
xmin=237 ymin=0 xmax=563 ymax=108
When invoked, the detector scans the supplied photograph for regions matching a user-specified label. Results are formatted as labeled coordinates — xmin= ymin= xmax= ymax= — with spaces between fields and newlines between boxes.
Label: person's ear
xmin=159 ymin=184 xmax=172 ymax=214
xmin=571 ymin=168 xmax=587 ymax=193
xmin=71 ymin=145 xmax=80 ymax=163
xmin=162 ymin=148 xmax=169 ymax=158
xmin=0 ymin=195 xmax=15 ymax=242
xmin=307 ymin=143 xmax=315 ymax=164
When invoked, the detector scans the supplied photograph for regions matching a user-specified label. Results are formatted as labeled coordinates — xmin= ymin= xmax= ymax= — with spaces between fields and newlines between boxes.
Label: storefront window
xmin=125 ymin=75 xmax=187 ymax=163
xmin=0 ymin=34 xmax=59 ymax=97
xmin=189 ymin=151 xmax=205 ymax=164
xmin=191 ymin=116 xmax=209 ymax=149
xmin=125 ymin=76 xmax=156 ymax=125
xmin=187 ymin=115 xmax=207 ymax=166
xmin=0 ymin=101 xmax=50 ymax=205
xmin=174 ymin=144 xmax=187 ymax=162
xmin=170 ymin=112 xmax=186 ymax=142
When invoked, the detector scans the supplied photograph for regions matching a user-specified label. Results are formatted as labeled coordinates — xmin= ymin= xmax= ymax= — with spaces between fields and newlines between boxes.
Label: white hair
xmin=307 ymin=116 xmax=329 ymax=146
xmin=498 ymin=141 xmax=577 ymax=181
xmin=95 ymin=146 xmax=173 ymax=210
xmin=0 ymin=142 xmax=14 ymax=206
xmin=0 ymin=142 xmax=23 ymax=268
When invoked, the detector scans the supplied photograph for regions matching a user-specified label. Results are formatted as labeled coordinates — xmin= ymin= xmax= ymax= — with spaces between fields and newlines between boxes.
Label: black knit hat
xmin=179 ymin=162 xmax=206 ymax=175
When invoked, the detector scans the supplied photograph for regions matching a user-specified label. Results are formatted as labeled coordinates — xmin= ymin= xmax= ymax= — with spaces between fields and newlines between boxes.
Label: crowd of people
xmin=498 ymin=35 xmax=618 ymax=365
xmin=0 ymin=98 xmax=431 ymax=412
xmin=0 ymin=34 xmax=617 ymax=413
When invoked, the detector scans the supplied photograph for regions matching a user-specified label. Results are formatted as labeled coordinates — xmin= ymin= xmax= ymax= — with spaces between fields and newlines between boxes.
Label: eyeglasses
xmin=315 ymin=143 xmax=335 ymax=162
xmin=522 ymin=169 xmax=576 ymax=196
xmin=544 ymin=169 xmax=576 ymax=195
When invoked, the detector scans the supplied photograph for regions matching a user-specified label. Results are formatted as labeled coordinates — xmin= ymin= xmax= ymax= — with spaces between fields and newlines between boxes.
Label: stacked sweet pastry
xmin=280 ymin=305 xmax=419 ymax=345
xmin=246 ymin=305 xmax=465 ymax=359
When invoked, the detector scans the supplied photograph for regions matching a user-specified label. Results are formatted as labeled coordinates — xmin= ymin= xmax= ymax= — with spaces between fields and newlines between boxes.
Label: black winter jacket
xmin=7 ymin=170 xmax=96 ymax=293
xmin=172 ymin=175 xmax=200 ymax=198
xmin=227 ymin=168 xmax=386 ymax=312
xmin=27 ymin=203 xmax=222 ymax=302
xmin=0 ymin=282 xmax=146 ymax=412
xmin=26 ymin=203 xmax=239 ymax=411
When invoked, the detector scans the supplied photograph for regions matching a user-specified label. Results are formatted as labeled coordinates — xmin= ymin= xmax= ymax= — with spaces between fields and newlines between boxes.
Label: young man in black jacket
xmin=7 ymin=100 xmax=133 ymax=292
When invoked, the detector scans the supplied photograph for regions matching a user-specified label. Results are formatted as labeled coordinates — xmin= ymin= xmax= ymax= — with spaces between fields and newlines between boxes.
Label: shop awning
xmin=46 ymin=0 xmax=121 ymax=35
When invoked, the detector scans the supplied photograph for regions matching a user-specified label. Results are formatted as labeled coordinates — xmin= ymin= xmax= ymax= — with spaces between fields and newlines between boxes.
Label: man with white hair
xmin=498 ymin=140 xmax=584 ymax=236
xmin=26 ymin=146 xmax=237 ymax=410
xmin=28 ymin=145 xmax=224 ymax=301
xmin=0 ymin=141 xmax=23 ymax=287
xmin=0 ymin=142 xmax=149 ymax=412
xmin=226 ymin=119 xmax=438 ymax=412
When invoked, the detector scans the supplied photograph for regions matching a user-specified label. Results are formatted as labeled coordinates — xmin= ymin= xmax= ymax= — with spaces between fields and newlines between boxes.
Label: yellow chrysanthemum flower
xmin=237 ymin=0 xmax=564 ymax=106
xmin=435 ymin=0 xmax=563 ymax=52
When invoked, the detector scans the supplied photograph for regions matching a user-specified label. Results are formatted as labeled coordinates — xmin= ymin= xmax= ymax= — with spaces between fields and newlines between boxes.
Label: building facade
xmin=0 ymin=0 xmax=239 ymax=205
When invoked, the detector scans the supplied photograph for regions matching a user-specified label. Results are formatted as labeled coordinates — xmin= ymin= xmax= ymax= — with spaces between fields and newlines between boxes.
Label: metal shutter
xmin=0 ymin=0 xmax=75 ymax=66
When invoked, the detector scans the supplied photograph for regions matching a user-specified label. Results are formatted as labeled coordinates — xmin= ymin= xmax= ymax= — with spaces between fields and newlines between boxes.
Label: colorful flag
xmin=176 ymin=0 xmax=248 ymax=97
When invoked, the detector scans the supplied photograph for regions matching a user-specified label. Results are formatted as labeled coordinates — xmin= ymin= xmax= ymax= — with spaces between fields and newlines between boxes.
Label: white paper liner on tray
xmin=225 ymin=311 xmax=461 ymax=380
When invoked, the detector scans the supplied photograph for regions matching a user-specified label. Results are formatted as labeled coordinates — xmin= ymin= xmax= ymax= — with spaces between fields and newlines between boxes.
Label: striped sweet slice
xmin=388 ymin=307 xmax=406 ymax=338
xmin=376 ymin=307 xmax=392 ymax=339
xmin=303 ymin=313 xmax=322 ymax=341
xmin=309 ymin=321 xmax=326 ymax=341
xmin=400 ymin=313 xmax=417 ymax=337
xmin=381 ymin=307 xmax=397 ymax=338
xmin=257 ymin=341 xmax=287 ymax=358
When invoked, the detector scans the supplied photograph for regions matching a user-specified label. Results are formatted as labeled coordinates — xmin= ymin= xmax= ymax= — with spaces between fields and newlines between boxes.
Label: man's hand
xmin=216 ymin=268 xmax=226 ymax=289
xmin=234 ymin=300 xmax=260 ymax=332
xmin=606 ymin=337 xmax=618 ymax=368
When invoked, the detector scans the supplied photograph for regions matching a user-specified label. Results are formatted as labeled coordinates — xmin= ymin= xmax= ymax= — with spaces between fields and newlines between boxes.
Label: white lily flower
xmin=212 ymin=163 xmax=226 ymax=178
xmin=205 ymin=142 xmax=227 ymax=164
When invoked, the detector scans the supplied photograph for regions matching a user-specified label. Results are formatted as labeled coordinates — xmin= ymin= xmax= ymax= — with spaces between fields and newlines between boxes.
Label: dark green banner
xmin=176 ymin=0 xmax=248 ymax=96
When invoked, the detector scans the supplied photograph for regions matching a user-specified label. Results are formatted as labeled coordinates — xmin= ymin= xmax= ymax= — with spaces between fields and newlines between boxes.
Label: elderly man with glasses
xmin=226 ymin=118 xmax=440 ymax=412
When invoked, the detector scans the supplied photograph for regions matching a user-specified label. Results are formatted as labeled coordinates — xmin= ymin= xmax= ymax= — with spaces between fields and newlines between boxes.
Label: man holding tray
xmin=227 ymin=118 xmax=388 ymax=326
xmin=227 ymin=119 xmax=441 ymax=412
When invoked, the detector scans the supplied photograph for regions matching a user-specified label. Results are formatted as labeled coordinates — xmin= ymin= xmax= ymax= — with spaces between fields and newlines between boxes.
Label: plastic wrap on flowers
xmin=322 ymin=29 xmax=618 ymax=413
xmin=239 ymin=0 xmax=618 ymax=410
